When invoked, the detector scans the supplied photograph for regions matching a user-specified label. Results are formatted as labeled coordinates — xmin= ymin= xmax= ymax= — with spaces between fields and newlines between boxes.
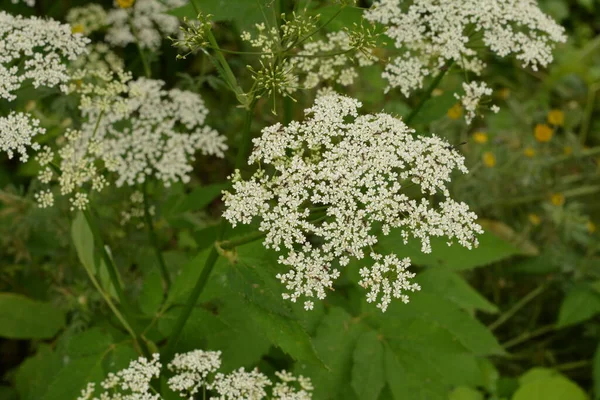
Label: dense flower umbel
xmin=36 ymin=74 xmax=225 ymax=209
xmin=0 ymin=112 xmax=44 ymax=162
xmin=78 ymin=350 xmax=313 ymax=400
xmin=365 ymin=0 xmax=566 ymax=119
xmin=0 ymin=11 xmax=89 ymax=101
xmin=223 ymin=91 xmax=483 ymax=311
xmin=106 ymin=0 xmax=185 ymax=50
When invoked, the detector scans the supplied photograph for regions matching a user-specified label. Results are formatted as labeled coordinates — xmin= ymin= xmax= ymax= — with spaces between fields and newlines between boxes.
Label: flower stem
xmin=218 ymin=230 xmax=266 ymax=250
xmin=405 ymin=60 xmax=454 ymax=124
xmin=488 ymin=281 xmax=550 ymax=331
xmin=501 ymin=324 xmax=556 ymax=350
xmin=142 ymin=181 xmax=171 ymax=291
xmin=235 ymin=99 xmax=258 ymax=170
xmin=163 ymin=224 xmax=225 ymax=360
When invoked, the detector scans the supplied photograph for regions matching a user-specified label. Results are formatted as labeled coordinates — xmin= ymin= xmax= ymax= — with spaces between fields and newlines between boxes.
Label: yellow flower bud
xmin=483 ymin=151 xmax=496 ymax=167
xmin=116 ymin=0 xmax=135 ymax=8
xmin=523 ymin=147 xmax=535 ymax=158
xmin=534 ymin=124 xmax=553 ymax=143
xmin=447 ymin=103 xmax=463 ymax=120
xmin=550 ymin=193 xmax=565 ymax=206
xmin=547 ymin=109 xmax=564 ymax=126
xmin=528 ymin=213 xmax=541 ymax=225
xmin=473 ymin=132 xmax=488 ymax=144
xmin=71 ymin=24 xmax=85 ymax=34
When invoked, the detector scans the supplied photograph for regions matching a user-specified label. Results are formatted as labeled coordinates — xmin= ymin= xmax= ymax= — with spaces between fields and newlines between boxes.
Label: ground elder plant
xmin=2 ymin=1 xmax=593 ymax=400
xmin=223 ymin=90 xmax=482 ymax=311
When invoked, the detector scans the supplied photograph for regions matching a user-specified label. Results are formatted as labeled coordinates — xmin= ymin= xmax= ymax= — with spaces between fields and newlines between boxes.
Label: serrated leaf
xmin=15 ymin=345 xmax=62 ymax=400
xmin=557 ymin=284 xmax=600 ymax=328
xmin=417 ymin=269 xmax=498 ymax=314
xmin=65 ymin=328 xmax=113 ymax=357
xmin=166 ymin=249 xmax=210 ymax=306
xmin=0 ymin=293 xmax=65 ymax=339
xmin=379 ymin=228 xmax=521 ymax=270
xmin=381 ymin=292 xmax=504 ymax=356
xmin=246 ymin=303 xmax=322 ymax=366
xmin=42 ymin=353 xmax=106 ymax=400
xmin=351 ymin=331 xmax=385 ymax=400
xmin=298 ymin=307 xmax=366 ymax=399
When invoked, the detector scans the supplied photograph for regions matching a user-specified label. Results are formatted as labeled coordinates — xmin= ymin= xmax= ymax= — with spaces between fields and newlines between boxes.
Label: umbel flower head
xmin=78 ymin=349 xmax=313 ymax=400
xmin=223 ymin=90 xmax=483 ymax=312
xmin=35 ymin=73 xmax=226 ymax=210
xmin=106 ymin=0 xmax=186 ymax=50
xmin=365 ymin=0 xmax=566 ymax=121
xmin=0 ymin=11 xmax=89 ymax=101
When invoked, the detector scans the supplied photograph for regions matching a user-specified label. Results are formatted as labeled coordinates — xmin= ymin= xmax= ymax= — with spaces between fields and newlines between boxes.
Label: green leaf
xmin=246 ymin=303 xmax=322 ymax=365
xmin=557 ymin=284 xmax=600 ymax=328
xmin=309 ymin=5 xmax=365 ymax=31
xmin=351 ymin=331 xmax=385 ymax=400
xmin=594 ymin=342 xmax=600 ymax=400
xmin=379 ymin=228 xmax=521 ymax=270
xmin=42 ymin=354 xmax=106 ymax=400
xmin=299 ymin=307 xmax=366 ymax=399
xmin=165 ymin=183 xmax=229 ymax=216
xmin=449 ymin=386 xmax=484 ymax=400
xmin=410 ymin=91 xmax=457 ymax=124
xmin=65 ymin=328 xmax=113 ymax=357
xmin=15 ymin=345 xmax=62 ymax=400
xmin=512 ymin=369 xmax=588 ymax=400
xmin=417 ymin=269 xmax=498 ymax=314
xmin=72 ymin=211 xmax=94 ymax=272
xmin=0 ymin=293 xmax=65 ymax=339
xmin=166 ymin=249 xmax=209 ymax=306
xmin=139 ymin=269 xmax=164 ymax=316
xmin=381 ymin=292 xmax=504 ymax=356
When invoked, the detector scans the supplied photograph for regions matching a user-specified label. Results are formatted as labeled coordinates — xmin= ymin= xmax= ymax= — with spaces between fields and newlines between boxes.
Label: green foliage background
xmin=1 ymin=0 xmax=600 ymax=399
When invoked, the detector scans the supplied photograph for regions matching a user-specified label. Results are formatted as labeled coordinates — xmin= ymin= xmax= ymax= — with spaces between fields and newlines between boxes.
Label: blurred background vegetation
xmin=1 ymin=0 xmax=600 ymax=399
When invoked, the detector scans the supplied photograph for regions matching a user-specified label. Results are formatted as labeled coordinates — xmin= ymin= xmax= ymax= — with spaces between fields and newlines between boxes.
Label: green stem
xmin=235 ymin=100 xmax=258 ymax=170
xmin=137 ymin=43 xmax=152 ymax=78
xmin=501 ymin=324 xmax=556 ymax=350
xmin=163 ymin=224 xmax=225 ymax=360
xmin=83 ymin=208 xmax=127 ymax=307
xmin=405 ymin=60 xmax=454 ymax=124
xmin=488 ymin=282 xmax=550 ymax=331
xmin=142 ymin=181 xmax=171 ymax=291
xmin=218 ymin=230 xmax=266 ymax=250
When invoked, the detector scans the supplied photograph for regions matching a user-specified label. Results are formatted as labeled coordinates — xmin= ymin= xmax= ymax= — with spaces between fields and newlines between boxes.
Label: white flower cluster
xmin=78 ymin=353 xmax=161 ymax=400
xmin=0 ymin=112 xmax=44 ymax=162
xmin=66 ymin=4 xmax=108 ymax=35
xmin=0 ymin=11 xmax=89 ymax=101
xmin=455 ymin=81 xmax=499 ymax=125
xmin=291 ymin=31 xmax=375 ymax=88
xmin=121 ymin=190 xmax=154 ymax=228
xmin=78 ymin=350 xmax=313 ymax=400
xmin=71 ymin=43 xmax=125 ymax=75
xmin=106 ymin=0 xmax=186 ymax=50
xmin=365 ymin=0 xmax=566 ymax=118
xmin=81 ymin=77 xmax=227 ymax=187
xmin=223 ymin=91 xmax=483 ymax=311
xmin=10 ymin=0 xmax=35 ymax=7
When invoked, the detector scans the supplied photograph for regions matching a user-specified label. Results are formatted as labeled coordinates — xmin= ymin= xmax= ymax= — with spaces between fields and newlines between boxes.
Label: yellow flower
xmin=523 ymin=147 xmax=535 ymax=158
xmin=473 ymin=132 xmax=488 ymax=144
xmin=534 ymin=124 xmax=553 ymax=143
xmin=550 ymin=193 xmax=565 ymax=206
xmin=447 ymin=103 xmax=463 ymax=120
xmin=588 ymin=221 xmax=597 ymax=234
xmin=483 ymin=152 xmax=496 ymax=167
xmin=547 ymin=109 xmax=564 ymax=126
xmin=116 ymin=0 xmax=135 ymax=8
xmin=71 ymin=24 xmax=85 ymax=34
xmin=528 ymin=214 xmax=541 ymax=225
xmin=563 ymin=146 xmax=573 ymax=155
